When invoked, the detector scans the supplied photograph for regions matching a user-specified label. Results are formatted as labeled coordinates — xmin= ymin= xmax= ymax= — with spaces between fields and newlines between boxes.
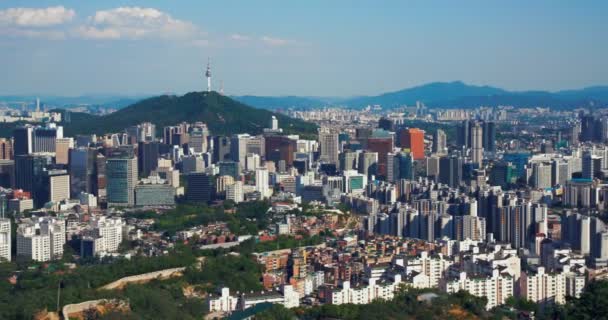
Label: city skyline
xmin=3 ymin=2 xmax=608 ymax=319
xmin=1 ymin=1 xmax=607 ymax=96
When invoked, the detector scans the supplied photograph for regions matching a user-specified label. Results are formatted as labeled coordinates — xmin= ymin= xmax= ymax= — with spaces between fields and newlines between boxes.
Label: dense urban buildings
xmin=1 ymin=84 xmax=607 ymax=320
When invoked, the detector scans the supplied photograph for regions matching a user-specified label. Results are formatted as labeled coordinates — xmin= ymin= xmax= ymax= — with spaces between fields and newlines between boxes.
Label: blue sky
xmin=0 ymin=1 xmax=606 ymax=96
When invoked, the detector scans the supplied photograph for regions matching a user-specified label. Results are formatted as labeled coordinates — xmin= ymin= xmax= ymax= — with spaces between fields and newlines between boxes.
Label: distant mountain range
xmin=0 ymin=94 xmax=148 ymax=111
xmin=3 ymin=81 xmax=608 ymax=113
xmin=232 ymin=81 xmax=608 ymax=110
xmin=57 ymin=91 xmax=317 ymax=137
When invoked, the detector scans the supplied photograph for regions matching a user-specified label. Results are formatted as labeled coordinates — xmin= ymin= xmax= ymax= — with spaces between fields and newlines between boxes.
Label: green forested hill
xmin=59 ymin=91 xmax=317 ymax=137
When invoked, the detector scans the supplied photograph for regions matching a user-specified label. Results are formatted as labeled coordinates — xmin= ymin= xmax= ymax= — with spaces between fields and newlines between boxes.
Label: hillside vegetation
xmin=58 ymin=91 xmax=317 ymax=137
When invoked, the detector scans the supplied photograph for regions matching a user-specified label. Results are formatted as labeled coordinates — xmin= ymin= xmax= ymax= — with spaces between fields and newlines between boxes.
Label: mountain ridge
xmin=232 ymin=81 xmax=608 ymax=110
xmin=57 ymin=91 xmax=317 ymax=137
xmin=4 ymin=81 xmax=608 ymax=111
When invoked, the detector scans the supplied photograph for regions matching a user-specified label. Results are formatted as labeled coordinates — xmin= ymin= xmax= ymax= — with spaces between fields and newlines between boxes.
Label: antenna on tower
xmin=205 ymin=58 xmax=211 ymax=93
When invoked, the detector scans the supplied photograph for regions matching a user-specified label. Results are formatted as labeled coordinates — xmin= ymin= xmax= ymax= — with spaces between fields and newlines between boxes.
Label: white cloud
xmin=0 ymin=6 xmax=75 ymax=27
xmin=76 ymin=7 xmax=202 ymax=40
xmin=260 ymin=35 xmax=295 ymax=46
xmin=73 ymin=26 xmax=120 ymax=40
xmin=0 ymin=27 xmax=66 ymax=40
xmin=0 ymin=6 xmax=303 ymax=47
xmin=230 ymin=33 xmax=250 ymax=41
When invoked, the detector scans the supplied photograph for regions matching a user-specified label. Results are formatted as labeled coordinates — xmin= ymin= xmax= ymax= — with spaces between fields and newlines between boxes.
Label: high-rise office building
xmin=96 ymin=154 xmax=107 ymax=202
xmin=32 ymin=124 xmax=63 ymax=153
xmin=246 ymin=136 xmax=264 ymax=157
xmin=0 ymin=218 xmax=10 ymax=262
xmin=55 ymin=137 xmax=73 ymax=165
xmin=439 ymin=155 xmax=463 ymax=188
xmin=319 ymin=129 xmax=339 ymax=165
xmin=75 ymin=134 xmax=96 ymax=148
xmin=482 ymin=121 xmax=496 ymax=153
xmin=531 ymin=162 xmax=552 ymax=189
xmin=15 ymin=154 xmax=53 ymax=207
xmin=457 ymin=120 xmax=471 ymax=148
xmin=340 ymin=151 xmax=359 ymax=171
xmin=182 ymin=155 xmax=205 ymax=174
xmin=265 ymin=135 xmax=296 ymax=167
xmin=138 ymin=141 xmax=160 ymax=177
xmin=358 ymin=151 xmax=378 ymax=178
xmin=212 ymin=136 xmax=231 ymax=163
xmin=582 ymin=152 xmax=602 ymax=180
xmin=186 ymin=172 xmax=214 ymax=203
xmin=163 ymin=122 xmax=190 ymax=146
xmin=40 ymin=170 xmax=70 ymax=205
xmin=580 ymin=113 xmax=602 ymax=142
xmin=399 ymin=128 xmax=425 ymax=160
xmin=570 ymin=123 xmax=581 ymax=146
xmin=489 ymin=161 xmax=514 ymax=188
xmin=356 ymin=128 xmax=372 ymax=149
xmin=0 ymin=160 xmax=14 ymax=188
xmin=69 ymin=148 xmax=98 ymax=198
xmin=163 ymin=125 xmax=180 ymax=145
xmin=471 ymin=123 xmax=483 ymax=165
xmin=126 ymin=122 xmax=156 ymax=143
xmin=105 ymin=147 xmax=138 ymax=207
xmin=246 ymin=153 xmax=261 ymax=171
xmin=188 ymin=126 xmax=208 ymax=154
xmin=388 ymin=152 xmax=413 ymax=182
xmin=0 ymin=138 xmax=13 ymax=160
xmin=551 ymin=159 xmax=570 ymax=186
xmin=426 ymin=155 xmax=441 ymax=180
xmin=433 ymin=129 xmax=447 ymax=155
xmin=13 ymin=126 xmax=33 ymax=156
xmin=367 ymin=137 xmax=393 ymax=178
xmin=230 ymin=134 xmax=251 ymax=170
xmin=219 ymin=161 xmax=240 ymax=179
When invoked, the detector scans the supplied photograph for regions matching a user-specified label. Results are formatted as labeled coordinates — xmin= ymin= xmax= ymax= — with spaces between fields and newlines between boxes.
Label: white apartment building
xmin=246 ymin=153 xmax=261 ymax=171
xmin=209 ymin=285 xmax=300 ymax=313
xmin=208 ymin=288 xmax=239 ymax=313
xmin=226 ymin=181 xmax=244 ymax=203
xmin=402 ymin=252 xmax=453 ymax=288
xmin=464 ymin=247 xmax=521 ymax=280
xmin=17 ymin=217 xmax=66 ymax=262
xmin=255 ymin=167 xmax=270 ymax=198
xmin=90 ymin=216 xmax=124 ymax=253
xmin=519 ymin=266 xmax=586 ymax=305
xmin=0 ymin=218 xmax=11 ymax=262
xmin=443 ymin=270 xmax=514 ymax=310
xmin=327 ymin=275 xmax=402 ymax=305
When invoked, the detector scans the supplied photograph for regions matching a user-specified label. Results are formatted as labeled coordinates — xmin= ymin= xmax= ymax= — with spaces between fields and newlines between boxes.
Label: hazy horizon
xmin=3 ymin=80 xmax=608 ymax=100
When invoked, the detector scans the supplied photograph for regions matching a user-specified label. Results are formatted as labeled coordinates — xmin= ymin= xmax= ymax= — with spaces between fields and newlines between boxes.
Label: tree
xmin=565 ymin=280 xmax=608 ymax=320
xmin=505 ymin=296 xmax=538 ymax=312
xmin=255 ymin=304 xmax=296 ymax=320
